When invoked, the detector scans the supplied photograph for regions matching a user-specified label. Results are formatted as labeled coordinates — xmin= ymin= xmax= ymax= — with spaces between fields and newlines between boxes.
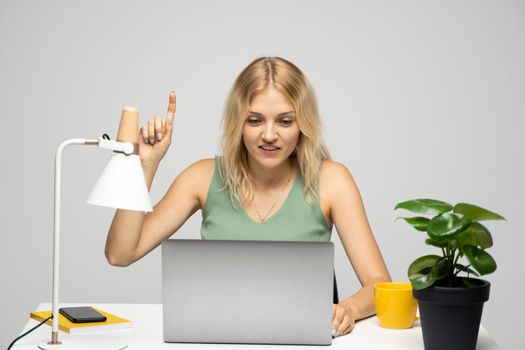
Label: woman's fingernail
xmin=157 ymin=132 xmax=162 ymax=141
xmin=144 ymin=138 xmax=148 ymax=144
xmin=149 ymin=139 xmax=154 ymax=145
xmin=331 ymin=329 xmax=337 ymax=338
xmin=168 ymin=116 xmax=172 ymax=125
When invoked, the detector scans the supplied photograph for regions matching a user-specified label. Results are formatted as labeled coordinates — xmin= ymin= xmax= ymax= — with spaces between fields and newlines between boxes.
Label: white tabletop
xmin=13 ymin=303 xmax=500 ymax=349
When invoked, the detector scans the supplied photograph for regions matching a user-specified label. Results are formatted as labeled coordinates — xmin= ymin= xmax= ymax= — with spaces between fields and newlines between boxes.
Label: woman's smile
xmin=258 ymin=144 xmax=281 ymax=156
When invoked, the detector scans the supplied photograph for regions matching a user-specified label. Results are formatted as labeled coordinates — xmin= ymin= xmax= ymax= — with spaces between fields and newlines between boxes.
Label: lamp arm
xmin=93 ymin=138 xmax=135 ymax=155
xmin=50 ymin=138 xmax=136 ymax=345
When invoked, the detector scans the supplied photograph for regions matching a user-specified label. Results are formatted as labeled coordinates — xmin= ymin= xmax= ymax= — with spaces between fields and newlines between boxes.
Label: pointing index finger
xmin=167 ymin=91 xmax=177 ymax=125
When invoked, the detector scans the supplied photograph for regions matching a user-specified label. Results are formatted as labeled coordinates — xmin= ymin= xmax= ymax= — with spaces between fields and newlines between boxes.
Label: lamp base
xmin=38 ymin=335 xmax=128 ymax=350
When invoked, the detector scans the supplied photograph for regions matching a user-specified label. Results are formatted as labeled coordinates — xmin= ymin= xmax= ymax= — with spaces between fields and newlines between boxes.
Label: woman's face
xmin=242 ymin=86 xmax=300 ymax=170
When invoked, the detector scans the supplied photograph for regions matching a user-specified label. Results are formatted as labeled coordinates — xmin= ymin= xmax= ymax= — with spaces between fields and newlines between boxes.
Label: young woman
xmin=105 ymin=56 xmax=391 ymax=336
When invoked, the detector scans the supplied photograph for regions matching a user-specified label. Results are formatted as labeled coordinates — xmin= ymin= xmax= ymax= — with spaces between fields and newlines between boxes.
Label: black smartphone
xmin=59 ymin=306 xmax=107 ymax=323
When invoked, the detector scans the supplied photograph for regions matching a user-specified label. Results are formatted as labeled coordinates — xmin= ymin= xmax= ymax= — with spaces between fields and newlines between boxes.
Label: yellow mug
xmin=374 ymin=282 xmax=419 ymax=329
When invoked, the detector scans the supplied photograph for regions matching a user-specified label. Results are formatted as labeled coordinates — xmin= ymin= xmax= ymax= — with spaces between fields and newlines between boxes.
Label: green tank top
xmin=201 ymin=157 xmax=332 ymax=241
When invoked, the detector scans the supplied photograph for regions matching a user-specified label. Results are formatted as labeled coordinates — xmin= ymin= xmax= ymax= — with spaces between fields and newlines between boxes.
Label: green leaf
xmin=454 ymin=263 xmax=480 ymax=277
xmin=395 ymin=199 xmax=453 ymax=215
xmin=430 ymin=258 xmax=448 ymax=280
xmin=453 ymin=222 xmax=493 ymax=251
xmin=453 ymin=230 xmax=479 ymax=250
xmin=409 ymin=273 xmax=437 ymax=290
xmin=409 ymin=258 xmax=448 ymax=290
xmin=408 ymin=255 xmax=441 ymax=277
xmin=462 ymin=222 xmax=493 ymax=249
xmin=463 ymin=245 xmax=497 ymax=275
xmin=453 ymin=203 xmax=505 ymax=222
xmin=396 ymin=216 xmax=430 ymax=231
xmin=427 ymin=213 xmax=472 ymax=243
xmin=425 ymin=238 xmax=447 ymax=248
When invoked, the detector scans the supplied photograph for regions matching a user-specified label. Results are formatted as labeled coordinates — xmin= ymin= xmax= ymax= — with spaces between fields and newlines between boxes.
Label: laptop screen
xmin=161 ymin=239 xmax=334 ymax=345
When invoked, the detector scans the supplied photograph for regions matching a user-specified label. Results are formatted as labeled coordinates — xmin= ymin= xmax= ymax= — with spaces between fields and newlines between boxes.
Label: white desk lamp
xmin=39 ymin=107 xmax=152 ymax=350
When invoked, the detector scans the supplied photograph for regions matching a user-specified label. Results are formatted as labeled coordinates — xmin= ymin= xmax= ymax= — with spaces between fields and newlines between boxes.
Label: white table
xmin=13 ymin=303 xmax=500 ymax=349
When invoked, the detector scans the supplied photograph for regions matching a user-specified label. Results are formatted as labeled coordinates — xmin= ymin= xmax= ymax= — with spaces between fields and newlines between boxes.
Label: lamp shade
xmin=86 ymin=153 xmax=153 ymax=212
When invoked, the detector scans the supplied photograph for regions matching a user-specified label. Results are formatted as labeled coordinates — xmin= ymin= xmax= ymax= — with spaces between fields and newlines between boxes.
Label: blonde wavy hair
xmin=219 ymin=56 xmax=331 ymax=207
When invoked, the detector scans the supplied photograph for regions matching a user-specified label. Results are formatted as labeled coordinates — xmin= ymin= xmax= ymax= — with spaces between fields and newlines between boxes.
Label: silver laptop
xmin=161 ymin=239 xmax=334 ymax=345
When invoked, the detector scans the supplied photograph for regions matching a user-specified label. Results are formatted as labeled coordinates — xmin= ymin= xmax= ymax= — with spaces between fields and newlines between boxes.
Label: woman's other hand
xmin=139 ymin=91 xmax=176 ymax=168
xmin=332 ymin=303 xmax=357 ymax=337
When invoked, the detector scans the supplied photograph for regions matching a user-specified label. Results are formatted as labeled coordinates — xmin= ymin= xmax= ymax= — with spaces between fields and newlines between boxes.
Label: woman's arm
xmin=105 ymin=158 xmax=213 ymax=266
xmin=320 ymin=160 xmax=391 ymax=336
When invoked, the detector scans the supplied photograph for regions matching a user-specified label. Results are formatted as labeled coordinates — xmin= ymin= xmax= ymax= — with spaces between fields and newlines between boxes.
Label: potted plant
xmin=395 ymin=198 xmax=505 ymax=350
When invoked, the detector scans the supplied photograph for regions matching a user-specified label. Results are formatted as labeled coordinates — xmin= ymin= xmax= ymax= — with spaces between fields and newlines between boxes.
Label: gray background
xmin=1 ymin=0 xmax=523 ymax=348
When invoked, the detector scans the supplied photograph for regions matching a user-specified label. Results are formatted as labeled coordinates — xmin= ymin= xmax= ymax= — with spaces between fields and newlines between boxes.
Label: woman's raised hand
xmin=139 ymin=91 xmax=176 ymax=168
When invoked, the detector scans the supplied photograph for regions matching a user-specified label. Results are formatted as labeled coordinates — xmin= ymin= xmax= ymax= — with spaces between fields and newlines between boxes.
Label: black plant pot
xmin=413 ymin=278 xmax=490 ymax=350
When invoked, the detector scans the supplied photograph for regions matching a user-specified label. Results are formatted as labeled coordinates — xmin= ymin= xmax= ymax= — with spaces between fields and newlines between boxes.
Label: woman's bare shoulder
xmin=319 ymin=160 xmax=358 ymax=198
xmin=176 ymin=158 xmax=216 ymax=208
xmin=186 ymin=158 xmax=216 ymax=173
xmin=320 ymin=159 xmax=353 ymax=179
xmin=177 ymin=158 xmax=215 ymax=184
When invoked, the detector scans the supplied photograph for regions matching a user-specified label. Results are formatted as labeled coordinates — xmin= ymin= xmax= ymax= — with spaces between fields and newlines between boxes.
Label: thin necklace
xmin=253 ymin=165 xmax=294 ymax=223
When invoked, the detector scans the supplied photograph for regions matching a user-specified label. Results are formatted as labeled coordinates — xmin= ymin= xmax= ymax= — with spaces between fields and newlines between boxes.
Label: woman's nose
xmin=262 ymin=123 xmax=277 ymax=142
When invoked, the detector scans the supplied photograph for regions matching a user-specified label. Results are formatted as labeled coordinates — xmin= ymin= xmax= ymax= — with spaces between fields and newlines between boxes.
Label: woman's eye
xmin=279 ymin=119 xmax=293 ymax=126
xmin=247 ymin=118 xmax=261 ymax=125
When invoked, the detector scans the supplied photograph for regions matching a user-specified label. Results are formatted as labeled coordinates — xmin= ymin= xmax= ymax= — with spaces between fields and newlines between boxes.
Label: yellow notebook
xmin=30 ymin=308 xmax=132 ymax=334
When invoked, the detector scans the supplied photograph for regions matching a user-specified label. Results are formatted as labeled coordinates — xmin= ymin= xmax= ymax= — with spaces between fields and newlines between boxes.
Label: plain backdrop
xmin=1 ymin=0 xmax=523 ymax=348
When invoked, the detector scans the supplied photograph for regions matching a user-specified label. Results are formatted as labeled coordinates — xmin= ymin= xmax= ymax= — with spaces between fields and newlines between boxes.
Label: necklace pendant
xmin=252 ymin=164 xmax=294 ymax=223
